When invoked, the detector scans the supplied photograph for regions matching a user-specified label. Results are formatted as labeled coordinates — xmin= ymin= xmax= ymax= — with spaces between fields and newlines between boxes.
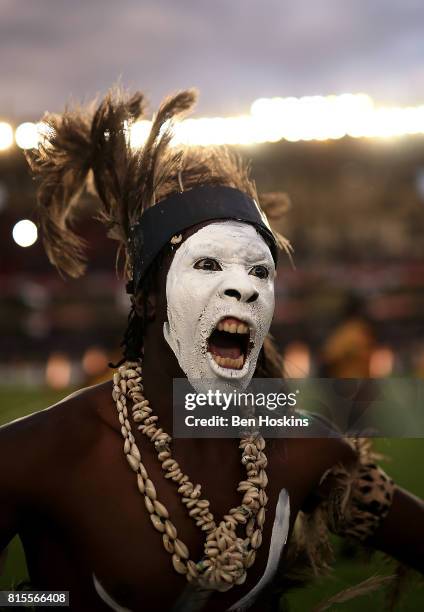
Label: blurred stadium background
xmin=1 ymin=96 xmax=423 ymax=610
xmin=1 ymin=0 xmax=424 ymax=609
xmin=2 ymin=102 xmax=424 ymax=388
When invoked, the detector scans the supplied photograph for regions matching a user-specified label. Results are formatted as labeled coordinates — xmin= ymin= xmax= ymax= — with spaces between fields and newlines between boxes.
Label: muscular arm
xmin=308 ymin=436 xmax=424 ymax=574
xmin=0 ymin=404 xmax=69 ymax=567
xmin=0 ymin=423 xmax=22 ymax=574
xmin=0 ymin=503 xmax=18 ymax=580
xmin=367 ymin=486 xmax=424 ymax=573
xmin=0 ymin=384 xmax=108 ymax=582
xmin=0 ymin=497 xmax=18 ymax=554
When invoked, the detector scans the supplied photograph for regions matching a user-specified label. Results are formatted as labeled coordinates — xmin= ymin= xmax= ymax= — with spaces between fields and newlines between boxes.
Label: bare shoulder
xmin=281 ymin=431 xmax=358 ymax=490
xmin=282 ymin=433 xmax=358 ymax=513
xmin=307 ymin=434 xmax=357 ymax=469
xmin=298 ymin=413 xmax=358 ymax=472
xmin=0 ymin=380 xmax=114 ymax=485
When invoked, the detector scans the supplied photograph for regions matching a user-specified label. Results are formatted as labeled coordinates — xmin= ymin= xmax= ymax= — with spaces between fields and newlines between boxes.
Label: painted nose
xmin=224 ymin=288 xmax=259 ymax=303
xmin=220 ymin=269 xmax=260 ymax=303
xmin=222 ymin=276 xmax=260 ymax=303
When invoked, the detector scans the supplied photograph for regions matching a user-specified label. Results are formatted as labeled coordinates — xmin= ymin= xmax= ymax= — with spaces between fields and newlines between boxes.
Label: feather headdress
xmin=26 ymin=87 xmax=291 ymax=286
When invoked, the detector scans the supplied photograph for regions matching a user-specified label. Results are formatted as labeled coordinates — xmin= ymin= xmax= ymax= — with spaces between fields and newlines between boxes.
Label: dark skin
xmin=1 ymin=230 xmax=423 ymax=611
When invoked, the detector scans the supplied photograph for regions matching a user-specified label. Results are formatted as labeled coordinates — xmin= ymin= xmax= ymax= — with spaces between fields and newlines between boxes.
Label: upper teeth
xmin=217 ymin=321 xmax=249 ymax=334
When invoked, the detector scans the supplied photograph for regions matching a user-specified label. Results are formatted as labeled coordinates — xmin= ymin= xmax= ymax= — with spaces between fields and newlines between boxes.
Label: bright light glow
xmin=250 ymin=93 xmax=376 ymax=142
xmin=0 ymin=122 xmax=13 ymax=151
xmin=12 ymin=219 xmax=38 ymax=247
xmin=15 ymin=121 xmax=51 ymax=149
xmin=6 ymin=94 xmax=424 ymax=149
xmin=15 ymin=122 xmax=39 ymax=149
xmin=130 ymin=120 xmax=151 ymax=148
xmin=128 ymin=93 xmax=424 ymax=147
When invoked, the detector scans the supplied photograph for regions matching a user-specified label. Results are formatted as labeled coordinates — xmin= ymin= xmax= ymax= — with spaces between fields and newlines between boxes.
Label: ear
xmin=133 ymin=291 xmax=157 ymax=321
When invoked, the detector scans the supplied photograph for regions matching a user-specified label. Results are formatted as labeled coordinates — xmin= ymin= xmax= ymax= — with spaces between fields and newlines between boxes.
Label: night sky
xmin=1 ymin=0 xmax=424 ymax=120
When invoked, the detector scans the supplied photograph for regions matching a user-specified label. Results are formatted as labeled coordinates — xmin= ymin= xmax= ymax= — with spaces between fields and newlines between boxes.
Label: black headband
xmin=126 ymin=184 xmax=278 ymax=295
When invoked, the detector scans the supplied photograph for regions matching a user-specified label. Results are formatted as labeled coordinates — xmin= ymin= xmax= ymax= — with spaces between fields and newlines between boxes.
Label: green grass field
xmin=0 ymin=387 xmax=423 ymax=610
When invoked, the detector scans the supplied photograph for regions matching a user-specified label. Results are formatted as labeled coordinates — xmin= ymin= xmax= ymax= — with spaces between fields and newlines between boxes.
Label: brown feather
xmin=90 ymin=88 xmax=145 ymax=239
xmin=133 ymin=89 xmax=197 ymax=218
xmin=313 ymin=574 xmax=395 ymax=611
xmin=25 ymin=108 xmax=92 ymax=277
xmin=26 ymin=87 xmax=292 ymax=285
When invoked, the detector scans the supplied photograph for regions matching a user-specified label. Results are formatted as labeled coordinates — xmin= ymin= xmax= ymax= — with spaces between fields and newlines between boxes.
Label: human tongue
xmin=208 ymin=335 xmax=242 ymax=359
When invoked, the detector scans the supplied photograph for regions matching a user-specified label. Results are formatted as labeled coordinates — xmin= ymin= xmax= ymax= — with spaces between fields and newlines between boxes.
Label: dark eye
xmin=194 ymin=258 xmax=222 ymax=271
xmin=250 ymin=265 xmax=269 ymax=279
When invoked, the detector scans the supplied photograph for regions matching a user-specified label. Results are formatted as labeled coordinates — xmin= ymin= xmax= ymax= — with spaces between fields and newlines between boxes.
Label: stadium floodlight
xmin=0 ymin=122 xmax=14 ymax=151
xmin=15 ymin=122 xmax=40 ymax=149
xmin=9 ymin=94 xmax=424 ymax=149
xmin=129 ymin=120 xmax=151 ymax=148
xmin=12 ymin=219 xmax=38 ymax=247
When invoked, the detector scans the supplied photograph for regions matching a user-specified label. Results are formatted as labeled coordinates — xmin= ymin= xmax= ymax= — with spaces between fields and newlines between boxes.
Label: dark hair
xmin=109 ymin=247 xmax=168 ymax=368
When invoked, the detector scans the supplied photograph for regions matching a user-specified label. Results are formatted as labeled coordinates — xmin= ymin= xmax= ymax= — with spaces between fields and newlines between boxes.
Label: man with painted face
xmin=164 ymin=220 xmax=275 ymax=391
xmin=0 ymin=89 xmax=423 ymax=612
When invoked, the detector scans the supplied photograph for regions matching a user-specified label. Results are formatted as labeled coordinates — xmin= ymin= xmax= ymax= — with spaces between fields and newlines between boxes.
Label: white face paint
xmin=163 ymin=221 xmax=276 ymax=392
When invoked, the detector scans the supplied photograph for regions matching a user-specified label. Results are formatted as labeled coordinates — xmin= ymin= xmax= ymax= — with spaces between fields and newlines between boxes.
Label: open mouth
xmin=207 ymin=317 xmax=251 ymax=370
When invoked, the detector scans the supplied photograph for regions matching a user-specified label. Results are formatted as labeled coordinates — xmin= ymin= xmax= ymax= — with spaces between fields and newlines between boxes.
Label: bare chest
xmin=29 ymin=436 xmax=308 ymax=610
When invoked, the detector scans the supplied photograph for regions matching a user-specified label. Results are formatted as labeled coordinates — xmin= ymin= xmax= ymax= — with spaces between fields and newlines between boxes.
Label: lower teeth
xmin=212 ymin=355 xmax=244 ymax=369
